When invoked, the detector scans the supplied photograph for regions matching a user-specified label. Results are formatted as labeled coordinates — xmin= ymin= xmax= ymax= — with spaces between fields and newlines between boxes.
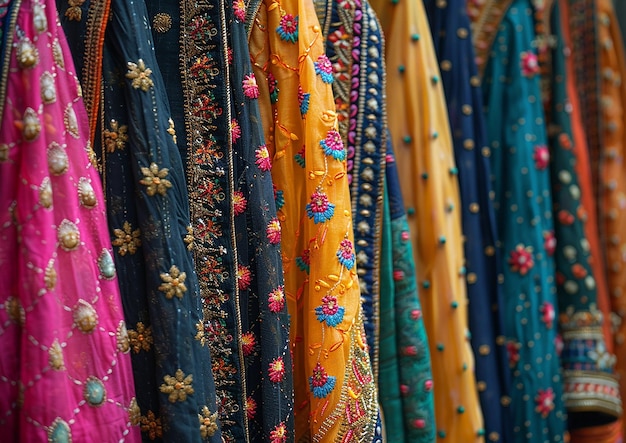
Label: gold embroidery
xmin=72 ymin=299 xmax=98 ymax=333
xmin=126 ymin=59 xmax=154 ymax=91
xmin=16 ymin=38 xmax=38 ymax=69
xmin=127 ymin=322 xmax=153 ymax=353
xmin=167 ymin=118 xmax=177 ymax=144
xmin=52 ymin=39 xmax=64 ymax=69
xmin=44 ymin=258 xmax=56 ymax=289
xmin=153 ymin=13 xmax=172 ymax=33
xmin=47 ymin=142 xmax=69 ymax=175
xmin=57 ymin=219 xmax=80 ymax=251
xmin=5 ymin=296 xmax=25 ymax=325
xmin=39 ymin=177 xmax=52 ymax=209
xmin=140 ymin=163 xmax=173 ymax=196
xmin=159 ymin=369 xmax=194 ymax=403
xmin=22 ymin=107 xmax=41 ymax=142
xmin=64 ymin=103 xmax=79 ymax=138
xmin=103 ymin=120 xmax=128 ymax=152
xmin=140 ymin=410 xmax=163 ymax=439
xmin=129 ymin=398 xmax=141 ymax=426
xmin=48 ymin=418 xmax=71 ymax=442
xmin=0 ymin=144 xmax=8 ymax=162
xmin=40 ymin=72 xmax=56 ymax=104
xmin=85 ymin=141 xmax=99 ymax=170
xmin=195 ymin=321 xmax=206 ymax=346
xmin=65 ymin=0 xmax=86 ymax=21
xmin=184 ymin=225 xmax=194 ymax=250
xmin=198 ymin=406 xmax=218 ymax=438
xmin=112 ymin=221 xmax=141 ymax=256
xmin=158 ymin=265 xmax=188 ymax=299
xmin=116 ymin=321 xmax=130 ymax=353
xmin=33 ymin=2 xmax=47 ymax=32
xmin=78 ymin=178 xmax=97 ymax=208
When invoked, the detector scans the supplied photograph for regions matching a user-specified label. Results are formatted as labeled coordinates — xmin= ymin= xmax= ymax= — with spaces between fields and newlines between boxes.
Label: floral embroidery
xmin=266 ymin=218 xmax=282 ymax=244
xmin=22 ymin=107 xmax=41 ymax=141
xmin=159 ymin=369 xmax=194 ymax=403
xmin=508 ymin=244 xmax=534 ymax=275
xmin=268 ymin=72 xmax=279 ymax=103
xmin=58 ymin=219 xmax=80 ymax=251
xmin=315 ymin=295 xmax=345 ymax=327
xmin=140 ymin=163 xmax=173 ymax=196
xmin=103 ymin=120 xmax=128 ymax=152
xmin=112 ymin=221 xmax=141 ymax=256
xmin=540 ymin=302 xmax=555 ymax=329
xmin=309 ymin=362 xmax=337 ymax=398
xmin=521 ymin=51 xmax=539 ymax=77
xmin=314 ymin=55 xmax=334 ymax=84
xmin=233 ymin=190 xmax=247 ymax=216
xmin=140 ymin=410 xmax=163 ymax=439
xmin=268 ymin=286 xmax=286 ymax=313
xmin=198 ymin=406 xmax=218 ymax=438
xmin=277 ymin=14 xmax=298 ymax=43
xmin=255 ymin=144 xmax=272 ymax=171
xmin=246 ymin=396 xmax=257 ymax=419
xmin=237 ymin=264 xmax=252 ymax=291
xmin=129 ymin=398 xmax=141 ymax=426
xmin=268 ymin=356 xmax=286 ymax=383
xmin=231 ymin=118 xmax=241 ymax=143
xmin=233 ymin=0 xmax=246 ymax=21
xmin=17 ymin=38 xmax=39 ymax=69
xmin=116 ymin=321 xmax=130 ymax=353
xmin=73 ymin=299 xmax=98 ymax=333
xmin=298 ymin=85 xmax=310 ymax=115
xmin=65 ymin=0 xmax=85 ymax=21
xmin=167 ymin=118 xmax=177 ymax=144
xmin=533 ymin=145 xmax=550 ymax=170
xmin=128 ymin=322 xmax=153 ymax=353
xmin=274 ymin=185 xmax=285 ymax=210
xmin=270 ymin=422 xmax=288 ymax=443
xmin=242 ymin=73 xmax=259 ymax=99
xmin=184 ymin=225 xmax=194 ymax=251
xmin=49 ymin=339 xmax=65 ymax=370
xmin=543 ymin=230 xmax=556 ymax=256
xmin=588 ymin=341 xmax=616 ymax=370
xmin=557 ymin=209 xmax=575 ymax=225
xmin=126 ymin=59 xmax=154 ymax=91
xmin=320 ymin=129 xmax=346 ymax=160
xmin=296 ymin=248 xmax=311 ymax=273
xmin=294 ymin=146 xmax=305 ymax=167
xmin=306 ymin=190 xmax=335 ymax=223
xmin=336 ymin=238 xmax=355 ymax=269
xmin=535 ymin=388 xmax=555 ymax=418
xmin=241 ymin=332 xmax=256 ymax=356
xmin=158 ymin=265 xmax=188 ymax=299
xmin=507 ymin=341 xmax=520 ymax=367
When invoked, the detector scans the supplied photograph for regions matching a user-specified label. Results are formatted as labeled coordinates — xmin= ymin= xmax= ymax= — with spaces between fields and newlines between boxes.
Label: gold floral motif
xmin=198 ymin=406 xmax=218 ymax=438
xmin=72 ymin=299 xmax=98 ymax=333
xmin=195 ymin=321 xmax=206 ymax=346
xmin=140 ymin=410 xmax=163 ymax=439
xmin=103 ymin=120 xmax=128 ymax=152
xmin=167 ymin=118 xmax=177 ymax=144
xmin=78 ymin=178 xmax=97 ymax=208
xmin=33 ymin=2 xmax=47 ymax=32
xmin=159 ymin=369 xmax=194 ymax=403
xmin=64 ymin=103 xmax=79 ymax=138
xmin=0 ymin=144 xmax=8 ymax=162
xmin=158 ymin=265 xmax=187 ymax=299
xmin=22 ymin=107 xmax=41 ymax=141
xmin=44 ymin=258 xmax=56 ymax=289
xmin=128 ymin=397 xmax=141 ymax=426
xmin=5 ymin=296 xmax=25 ymax=325
xmin=85 ymin=141 xmax=99 ymax=170
xmin=40 ymin=72 xmax=56 ymax=104
xmin=49 ymin=339 xmax=65 ymax=370
xmin=47 ymin=142 xmax=69 ymax=175
xmin=116 ymin=321 xmax=130 ymax=353
xmin=126 ymin=59 xmax=154 ymax=91
xmin=65 ymin=0 xmax=85 ymax=21
xmin=16 ymin=38 xmax=38 ymax=69
xmin=39 ymin=177 xmax=53 ymax=209
xmin=127 ymin=322 xmax=153 ymax=353
xmin=139 ymin=163 xmax=172 ymax=196
xmin=52 ymin=39 xmax=64 ymax=69
xmin=184 ymin=225 xmax=194 ymax=250
xmin=152 ymin=13 xmax=172 ymax=33
xmin=57 ymin=219 xmax=80 ymax=251
xmin=112 ymin=221 xmax=141 ymax=256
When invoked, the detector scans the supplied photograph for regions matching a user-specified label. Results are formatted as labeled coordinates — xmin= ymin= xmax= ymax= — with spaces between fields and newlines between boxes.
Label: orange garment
xmin=368 ymin=0 xmax=484 ymax=440
xmin=248 ymin=0 xmax=378 ymax=440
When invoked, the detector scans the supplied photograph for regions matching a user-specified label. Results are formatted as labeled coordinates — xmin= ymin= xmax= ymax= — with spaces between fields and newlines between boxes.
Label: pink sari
xmin=0 ymin=0 xmax=140 ymax=441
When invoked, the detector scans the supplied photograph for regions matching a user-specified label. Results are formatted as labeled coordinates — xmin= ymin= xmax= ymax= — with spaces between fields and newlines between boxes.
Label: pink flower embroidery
xmin=255 ymin=145 xmax=272 ymax=171
xmin=268 ymin=72 xmax=279 ymax=103
xmin=314 ymin=295 xmax=345 ymax=327
xmin=306 ymin=190 xmax=335 ymax=224
xmin=535 ymin=388 xmax=555 ymax=418
xmin=270 ymin=422 xmax=288 ymax=443
xmin=231 ymin=119 xmax=241 ymax=143
xmin=237 ymin=264 xmax=252 ymax=291
xmin=268 ymin=285 xmax=285 ymax=313
xmin=233 ymin=0 xmax=246 ymax=21
xmin=296 ymin=248 xmax=311 ymax=273
xmin=308 ymin=362 xmax=336 ymax=398
xmin=540 ymin=301 xmax=555 ymax=329
xmin=233 ymin=190 xmax=247 ymax=216
xmin=543 ymin=230 xmax=556 ymax=256
xmin=268 ymin=357 xmax=286 ymax=383
xmin=507 ymin=342 xmax=520 ymax=368
xmin=266 ymin=218 xmax=281 ymax=244
xmin=533 ymin=145 xmax=550 ymax=170
xmin=320 ymin=129 xmax=345 ymax=161
xmin=246 ymin=396 xmax=257 ymax=419
xmin=508 ymin=244 xmax=534 ymax=275
xmin=241 ymin=331 xmax=256 ymax=356
xmin=314 ymin=54 xmax=334 ymax=84
xmin=336 ymin=238 xmax=355 ymax=269
xmin=276 ymin=14 xmax=298 ymax=43
xmin=521 ymin=51 xmax=539 ymax=77
xmin=242 ymin=73 xmax=259 ymax=99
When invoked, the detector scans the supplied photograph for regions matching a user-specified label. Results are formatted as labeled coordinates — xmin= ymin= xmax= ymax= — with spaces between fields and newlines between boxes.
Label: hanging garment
xmin=424 ymin=0 xmax=512 ymax=440
xmin=315 ymin=0 xmax=436 ymax=438
xmin=0 ymin=0 xmax=139 ymax=441
xmin=471 ymin=0 xmax=567 ymax=440
xmin=59 ymin=0 xmax=223 ymax=440
xmin=248 ymin=0 xmax=379 ymax=439
xmin=540 ymin=0 xmax=622 ymax=434
xmin=369 ymin=0 xmax=485 ymax=439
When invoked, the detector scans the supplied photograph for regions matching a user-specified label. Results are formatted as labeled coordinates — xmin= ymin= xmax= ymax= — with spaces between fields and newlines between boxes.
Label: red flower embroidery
xmin=266 ymin=218 xmax=281 ymax=244
xmin=255 ymin=144 xmax=272 ymax=171
xmin=241 ymin=331 xmax=256 ymax=356
xmin=268 ymin=357 xmax=285 ymax=383
xmin=233 ymin=0 xmax=246 ymax=21
xmin=242 ymin=73 xmax=259 ymax=99
xmin=540 ymin=301 xmax=555 ymax=329
xmin=270 ymin=422 xmax=288 ymax=443
xmin=521 ymin=51 xmax=539 ymax=77
xmin=268 ymin=285 xmax=285 ymax=313
xmin=230 ymin=119 xmax=241 ymax=143
xmin=246 ymin=396 xmax=257 ymax=419
xmin=237 ymin=264 xmax=252 ymax=291
xmin=508 ymin=244 xmax=534 ymax=275
xmin=543 ymin=230 xmax=556 ymax=256
xmin=233 ymin=190 xmax=247 ymax=216
xmin=507 ymin=341 xmax=520 ymax=367
xmin=533 ymin=145 xmax=550 ymax=170
xmin=535 ymin=388 xmax=555 ymax=418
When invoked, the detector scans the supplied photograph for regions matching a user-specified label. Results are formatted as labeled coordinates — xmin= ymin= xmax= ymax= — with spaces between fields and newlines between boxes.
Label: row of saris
xmin=1 ymin=0 xmax=625 ymax=441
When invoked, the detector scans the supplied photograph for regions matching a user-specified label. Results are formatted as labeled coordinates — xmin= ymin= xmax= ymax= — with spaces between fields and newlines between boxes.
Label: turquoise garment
xmin=481 ymin=0 xmax=566 ymax=441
